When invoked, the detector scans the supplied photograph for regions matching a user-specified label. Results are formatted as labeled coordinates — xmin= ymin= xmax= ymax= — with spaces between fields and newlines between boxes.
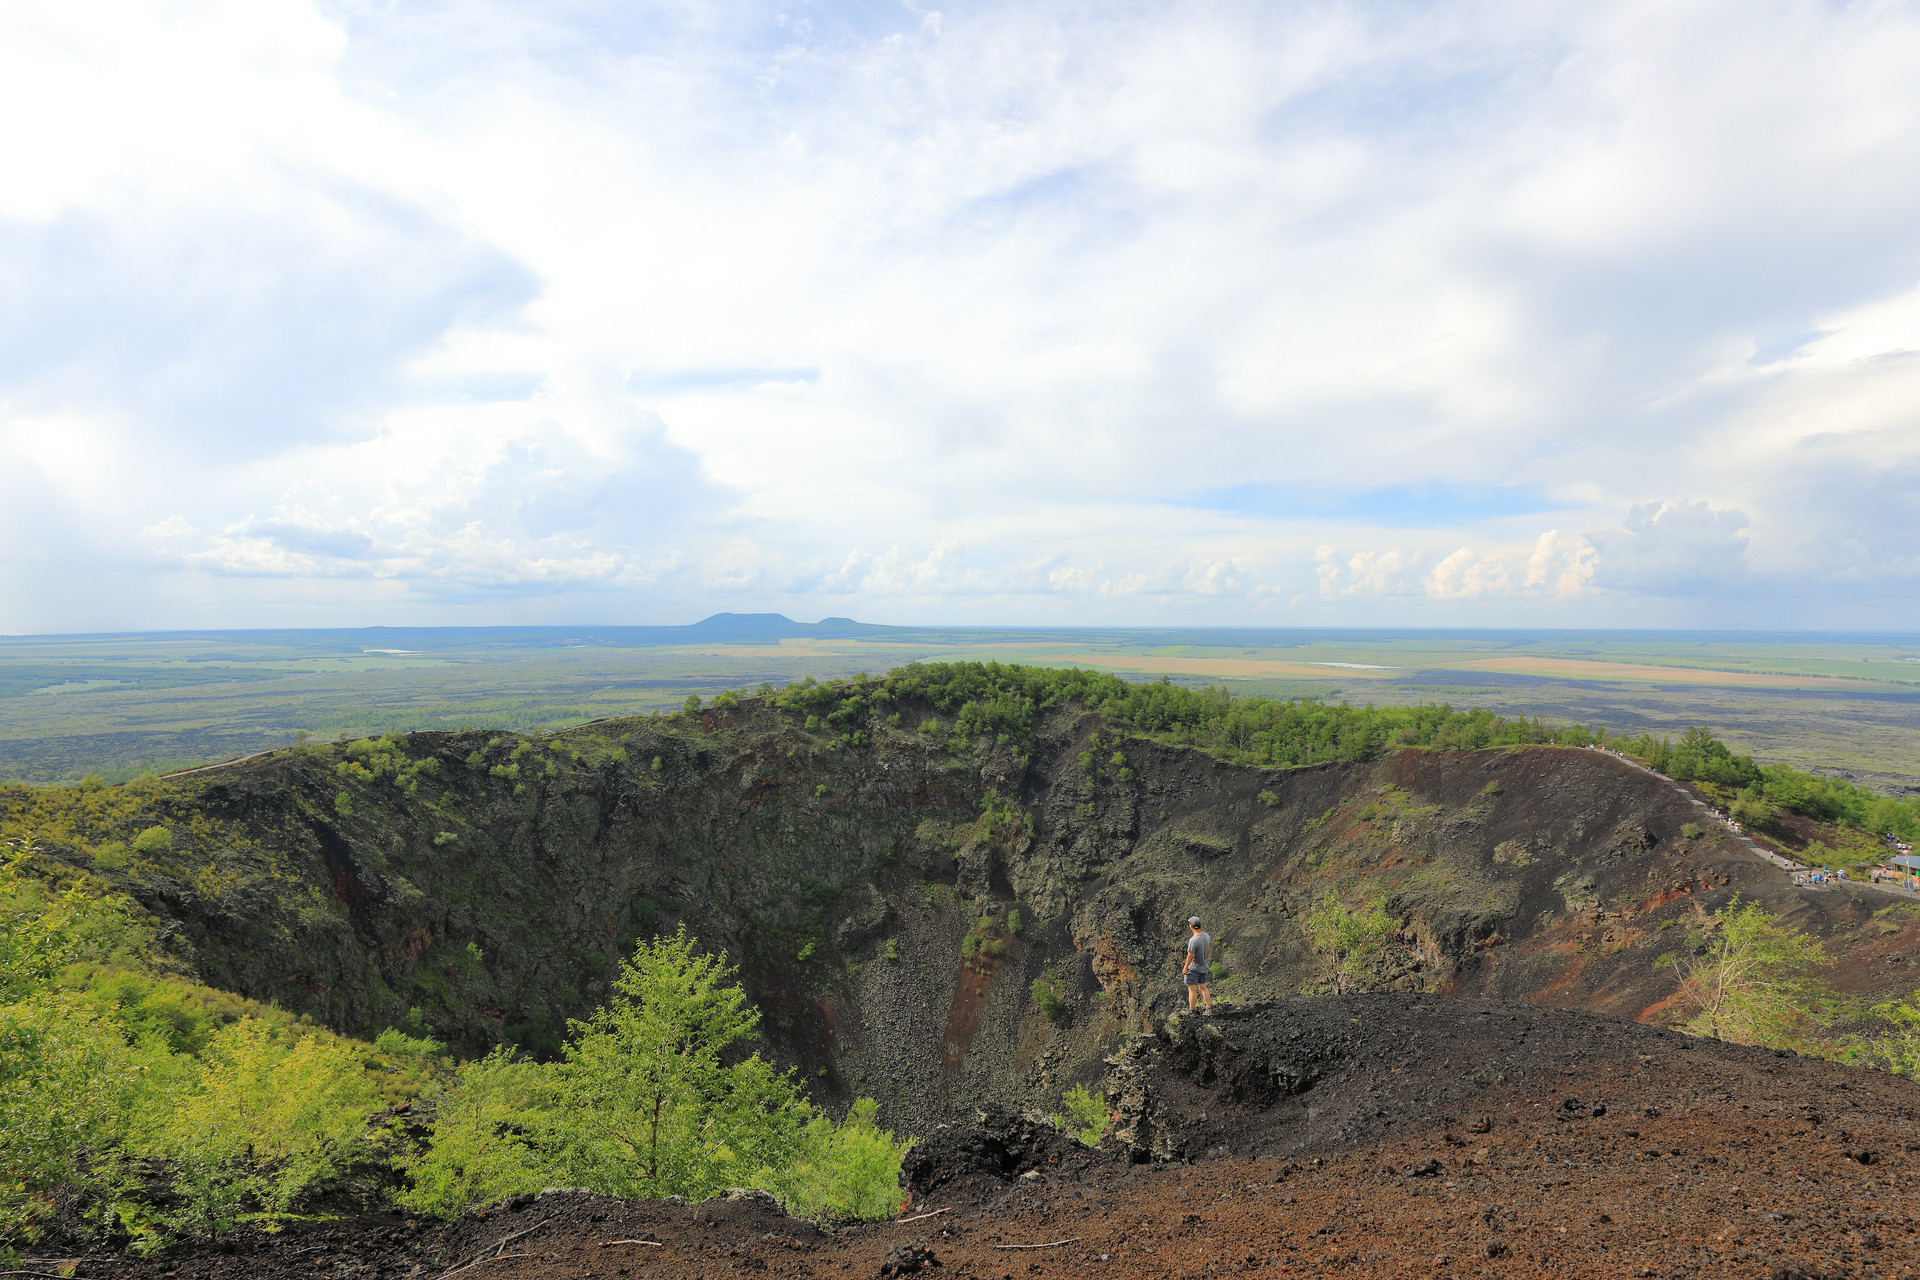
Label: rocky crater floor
xmin=61 ymin=997 xmax=1920 ymax=1280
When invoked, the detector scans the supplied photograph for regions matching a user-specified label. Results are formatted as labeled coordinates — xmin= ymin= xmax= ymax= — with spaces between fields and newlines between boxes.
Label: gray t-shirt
xmin=1186 ymin=931 xmax=1211 ymax=976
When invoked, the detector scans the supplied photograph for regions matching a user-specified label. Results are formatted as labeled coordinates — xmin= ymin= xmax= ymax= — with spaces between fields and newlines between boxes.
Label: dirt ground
xmin=44 ymin=998 xmax=1920 ymax=1280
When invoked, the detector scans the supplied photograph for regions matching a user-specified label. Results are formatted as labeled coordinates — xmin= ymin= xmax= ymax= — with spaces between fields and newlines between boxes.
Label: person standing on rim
xmin=1183 ymin=916 xmax=1213 ymax=1013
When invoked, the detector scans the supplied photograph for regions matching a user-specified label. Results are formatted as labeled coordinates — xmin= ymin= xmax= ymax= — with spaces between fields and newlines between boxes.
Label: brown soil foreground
xmin=50 ymin=998 xmax=1920 ymax=1280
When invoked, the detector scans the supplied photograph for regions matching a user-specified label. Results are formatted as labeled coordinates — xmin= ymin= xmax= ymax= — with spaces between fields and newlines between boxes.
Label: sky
xmin=3 ymin=0 xmax=1919 ymax=633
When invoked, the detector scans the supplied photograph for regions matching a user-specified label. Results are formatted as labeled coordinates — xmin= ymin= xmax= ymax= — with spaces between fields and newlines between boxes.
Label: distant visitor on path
xmin=1183 ymin=916 xmax=1213 ymax=1013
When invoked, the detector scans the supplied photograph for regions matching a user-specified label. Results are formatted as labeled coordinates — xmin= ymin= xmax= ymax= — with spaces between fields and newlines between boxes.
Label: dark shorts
xmin=1184 ymin=970 xmax=1209 ymax=986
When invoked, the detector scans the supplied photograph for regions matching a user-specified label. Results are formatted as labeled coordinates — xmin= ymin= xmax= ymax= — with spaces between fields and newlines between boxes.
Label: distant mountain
xmin=673 ymin=613 xmax=896 ymax=641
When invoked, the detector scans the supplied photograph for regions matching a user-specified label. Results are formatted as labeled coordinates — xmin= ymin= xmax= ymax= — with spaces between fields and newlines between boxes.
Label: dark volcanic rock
xmin=1105 ymin=994 xmax=1784 ymax=1162
xmin=900 ymin=1108 xmax=1105 ymax=1203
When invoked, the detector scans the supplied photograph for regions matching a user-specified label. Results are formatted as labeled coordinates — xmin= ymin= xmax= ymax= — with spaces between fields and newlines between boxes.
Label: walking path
xmin=1587 ymin=746 xmax=1919 ymax=901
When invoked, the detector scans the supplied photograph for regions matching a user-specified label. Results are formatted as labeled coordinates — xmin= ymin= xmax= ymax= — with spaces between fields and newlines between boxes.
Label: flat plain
xmin=3 ymin=619 xmax=1917 ymax=791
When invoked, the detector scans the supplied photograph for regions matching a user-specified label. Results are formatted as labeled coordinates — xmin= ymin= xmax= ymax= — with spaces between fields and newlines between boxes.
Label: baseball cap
xmin=1189 ymin=916 xmax=1202 ymax=927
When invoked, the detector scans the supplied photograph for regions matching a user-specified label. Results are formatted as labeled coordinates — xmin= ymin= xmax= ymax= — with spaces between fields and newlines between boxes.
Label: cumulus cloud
xmin=1316 ymin=546 xmax=1424 ymax=599
xmin=1590 ymin=501 xmax=1752 ymax=596
xmin=1315 ymin=529 xmax=1597 ymax=604
xmin=1525 ymin=531 xmax=1600 ymax=600
xmin=3 ymin=1 xmax=1920 ymax=628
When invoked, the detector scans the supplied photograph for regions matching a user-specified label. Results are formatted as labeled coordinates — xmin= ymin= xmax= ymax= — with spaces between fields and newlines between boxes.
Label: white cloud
xmin=1525 ymin=531 xmax=1599 ymax=600
xmin=1426 ymin=548 xmax=1513 ymax=601
xmin=1590 ymin=500 xmax=1751 ymax=597
xmin=4 ymin=0 xmax=1920 ymax=629
xmin=1317 ymin=546 xmax=1425 ymax=599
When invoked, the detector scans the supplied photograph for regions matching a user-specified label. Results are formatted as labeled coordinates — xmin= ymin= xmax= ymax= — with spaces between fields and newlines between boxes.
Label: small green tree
xmin=546 ymin=927 xmax=813 ymax=1199
xmin=1671 ymin=897 xmax=1836 ymax=1050
xmin=402 ymin=927 xmax=910 ymax=1221
xmin=1304 ymin=890 xmax=1397 ymax=993
xmin=1030 ymin=976 xmax=1067 ymax=1023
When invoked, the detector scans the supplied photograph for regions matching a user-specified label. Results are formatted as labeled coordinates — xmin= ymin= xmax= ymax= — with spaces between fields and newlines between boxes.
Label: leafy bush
xmin=1681 ymin=822 xmax=1705 ymax=840
xmin=1730 ymin=788 xmax=1775 ymax=829
xmin=130 ymin=826 xmax=173 ymax=855
xmin=0 ymin=993 xmax=156 ymax=1246
xmin=1304 ymin=890 xmax=1398 ymax=993
xmin=374 ymin=1026 xmax=446 ymax=1057
xmin=979 ymin=790 xmax=1031 ymax=846
xmin=768 ymin=1098 xmax=914 ymax=1221
xmin=1031 ymin=977 xmax=1067 ymax=1023
xmin=126 ymin=1021 xmax=381 ymax=1235
xmin=1862 ymin=991 xmax=1920 ymax=1077
xmin=1670 ymin=897 xmax=1837 ymax=1051
xmin=396 ymin=1050 xmax=553 ymax=1217
xmin=1058 ymin=1083 xmax=1105 ymax=1146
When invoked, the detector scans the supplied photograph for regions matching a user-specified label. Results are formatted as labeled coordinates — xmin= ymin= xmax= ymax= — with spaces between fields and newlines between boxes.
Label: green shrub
xmin=1682 ymin=822 xmax=1704 ymax=840
xmin=126 ymin=1020 xmax=380 ymax=1235
xmin=0 ymin=993 xmax=158 ymax=1246
xmin=374 ymin=1026 xmax=447 ymax=1058
xmin=767 ymin=1098 xmax=913 ymax=1221
xmin=1731 ymin=789 xmax=1775 ymax=829
xmin=1031 ymin=976 xmax=1067 ymax=1023
xmin=1670 ymin=896 xmax=1837 ymax=1051
xmin=396 ymin=1051 xmax=553 ymax=1218
xmin=333 ymin=792 xmax=353 ymax=817
xmin=130 ymin=827 xmax=173 ymax=855
xmin=1006 ymin=909 xmax=1022 ymax=934
xmin=1304 ymin=890 xmax=1398 ymax=993
xmin=92 ymin=841 xmax=128 ymax=870
xmin=1257 ymin=789 xmax=1278 ymax=807
xmin=1059 ymin=1083 xmax=1105 ymax=1146
xmin=1864 ymin=990 xmax=1920 ymax=1077
xmin=432 ymin=831 xmax=458 ymax=846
